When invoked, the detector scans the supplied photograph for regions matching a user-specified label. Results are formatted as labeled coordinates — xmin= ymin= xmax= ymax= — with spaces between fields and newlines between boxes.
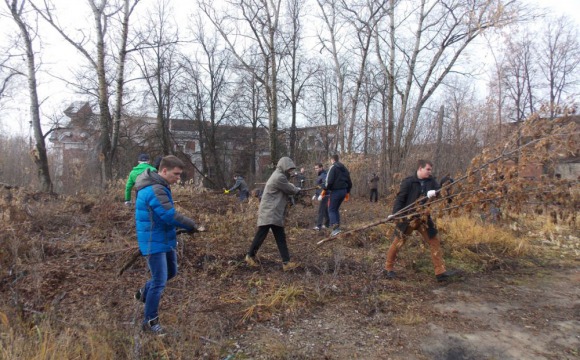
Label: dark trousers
xmin=248 ymin=225 xmax=290 ymax=263
xmin=239 ymin=190 xmax=249 ymax=201
xmin=370 ymin=189 xmax=378 ymax=202
xmin=317 ymin=195 xmax=330 ymax=228
xmin=328 ymin=188 xmax=347 ymax=227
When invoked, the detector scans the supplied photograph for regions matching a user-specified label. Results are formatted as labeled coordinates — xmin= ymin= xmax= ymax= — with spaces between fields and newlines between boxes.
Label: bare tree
xmin=315 ymin=0 xmax=347 ymax=152
xmin=178 ymin=17 xmax=235 ymax=187
xmin=232 ymin=61 xmax=268 ymax=179
xmin=503 ymin=32 xmax=537 ymax=121
xmin=307 ymin=62 xmax=337 ymax=158
xmin=0 ymin=55 xmax=19 ymax=102
xmin=200 ymin=0 xmax=284 ymax=164
xmin=341 ymin=0 xmax=384 ymax=153
xmin=32 ymin=0 xmax=141 ymax=185
xmin=280 ymin=0 xmax=315 ymax=160
xmin=374 ymin=0 xmax=521 ymax=181
xmin=4 ymin=0 xmax=52 ymax=192
xmin=439 ymin=77 xmax=485 ymax=176
xmin=538 ymin=16 xmax=580 ymax=119
xmin=361 ymin=69 xmax=379 ymax=155
xmin=134 ymin=0 xmax=180 ymax=155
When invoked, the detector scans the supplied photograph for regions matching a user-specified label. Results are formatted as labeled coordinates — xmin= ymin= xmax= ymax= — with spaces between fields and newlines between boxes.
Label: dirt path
xmin=236 ymin=266 xmax=579 ymax=359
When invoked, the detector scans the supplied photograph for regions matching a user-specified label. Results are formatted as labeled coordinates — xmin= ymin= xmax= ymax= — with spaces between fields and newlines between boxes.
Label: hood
xmin=135 ymin=169 xmax=168 ymax=191
xmin=276 ymin=157 xmax=296 ymax=174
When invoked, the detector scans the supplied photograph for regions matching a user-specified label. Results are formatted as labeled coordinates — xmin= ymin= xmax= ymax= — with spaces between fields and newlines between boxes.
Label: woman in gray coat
xmin=245 ymin=157 xmax=301 ymax=271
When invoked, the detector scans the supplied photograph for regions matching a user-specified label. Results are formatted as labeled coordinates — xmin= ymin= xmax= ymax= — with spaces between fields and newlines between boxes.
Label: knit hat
xmin=138 ymin=153 xmax=150 ymax=162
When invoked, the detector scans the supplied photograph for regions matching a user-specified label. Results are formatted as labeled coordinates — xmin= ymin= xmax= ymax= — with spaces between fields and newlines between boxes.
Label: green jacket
xmin=125 ymin=163 xmax=157 ymax=201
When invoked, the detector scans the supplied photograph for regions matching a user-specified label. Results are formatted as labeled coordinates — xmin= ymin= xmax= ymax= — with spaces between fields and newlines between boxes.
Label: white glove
xmin=387 ymin=214 xmax=395 ymax=221
xmin=427 ymin=190 xmax=437 ymax=198
xmin=311 ymin=195 xmax=316 ymax=201
xmin=124 ymin=201 xmax=132 ymax=206
xmin=317 ymin=195 xmax=323 ymax=201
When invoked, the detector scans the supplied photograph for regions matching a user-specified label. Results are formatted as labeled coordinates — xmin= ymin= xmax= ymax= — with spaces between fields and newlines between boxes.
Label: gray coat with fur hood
xmin=257 ymin=157 xmax=300 ymax=227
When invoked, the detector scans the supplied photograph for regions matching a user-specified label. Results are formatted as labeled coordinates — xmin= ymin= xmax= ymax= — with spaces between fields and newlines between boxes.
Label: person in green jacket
xmin=125 ymin=153 xmax=157 ymax=205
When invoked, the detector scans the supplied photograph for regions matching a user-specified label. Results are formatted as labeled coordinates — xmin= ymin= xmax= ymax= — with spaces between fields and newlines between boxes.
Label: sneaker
xmin=436 ymin=270 xmax=461 ymax=282
xmin=282 ymin=261 xmax=301 ymax=271
xmin=134 ymin=288 xmax=145 ymax=303
xmin=330 ymin=227 xmax=342 ymax=237
xmin=245 ymin=255 xmax=259 ymax=268
xmin=384 ymin=270 xmax=396 ymax=279
xmin=142 ymin=317 xmax=166 ymax=336
xmin=313 ymin=226 xmax=321 ymax=231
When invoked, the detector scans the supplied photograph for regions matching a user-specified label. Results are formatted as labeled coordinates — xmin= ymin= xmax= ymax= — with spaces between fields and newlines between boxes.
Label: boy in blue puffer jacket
xmin=133 ymin=155 xmax=202 ymax=335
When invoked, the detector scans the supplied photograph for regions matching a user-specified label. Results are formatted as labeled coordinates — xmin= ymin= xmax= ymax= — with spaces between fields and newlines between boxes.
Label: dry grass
xmin=440 ymin=215 xmax=531 ymax=257
xmin=392 ymin=308 xmax=425 ymax=326
xmin=0 ymin=319 xmax=122 ymax=360
xmin=241 ymin=285 xmax=306 ymax=324
xmin=0 ymin=184 xmax=576 ymax=359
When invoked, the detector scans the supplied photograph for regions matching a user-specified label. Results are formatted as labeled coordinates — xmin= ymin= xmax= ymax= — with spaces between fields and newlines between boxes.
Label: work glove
xmin=427 ymin=190 xmax=437 ymax=198
xmin=387 ymin=214 xmax=395 ymax=221
xmin=124 ymin=201 xmax=132 ymax=206
xmin=317 ymin=195 xmax=323 ymax=201
xmin=311 ymin=195 xmax=317 ymax=201
xmin=345 ymin=193 xmax=350 ymax=201
xmin=224 ymin=189 xmax=230 ymax=194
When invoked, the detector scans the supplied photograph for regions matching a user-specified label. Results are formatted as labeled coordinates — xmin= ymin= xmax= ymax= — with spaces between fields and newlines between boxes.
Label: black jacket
xmin=315 ymin=169 xmax=327 ymax=196
xmin=392 ymin=174 xmax=440 ymax=237
xmin=325 ymin=162 xmax=352 ymax=193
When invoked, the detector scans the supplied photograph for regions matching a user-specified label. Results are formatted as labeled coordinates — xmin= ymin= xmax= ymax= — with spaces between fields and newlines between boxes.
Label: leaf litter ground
xmin=0 ymin=187 xmax=578 ymax=359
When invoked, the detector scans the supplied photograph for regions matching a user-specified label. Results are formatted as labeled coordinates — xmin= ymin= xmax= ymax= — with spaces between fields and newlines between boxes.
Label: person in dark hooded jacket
xmin=323 ymin=154 xmax=352 ymax=237
xmin=225 ymin=174 xmax=250 ymax=201
xmin=245 ymin=157 xmax=301 ymax=271
xmin=133 ymin=155 xmax=202 ymax=335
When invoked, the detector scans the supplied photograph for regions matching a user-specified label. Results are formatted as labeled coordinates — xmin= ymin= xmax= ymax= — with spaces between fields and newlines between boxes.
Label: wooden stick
xmin=118 ymin=249 xmax=141 ymax=276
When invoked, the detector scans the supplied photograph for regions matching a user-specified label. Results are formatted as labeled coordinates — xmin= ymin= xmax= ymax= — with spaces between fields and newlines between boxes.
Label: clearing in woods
xmin=0 ymin=188 xmax=578 ymax=359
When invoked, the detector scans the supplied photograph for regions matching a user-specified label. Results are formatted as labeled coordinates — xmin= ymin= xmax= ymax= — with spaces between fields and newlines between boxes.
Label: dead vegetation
xmin=0 ymin=179 xmax=577 ymax=359
xmin=0 ymin=117 xmax=578 ymax=359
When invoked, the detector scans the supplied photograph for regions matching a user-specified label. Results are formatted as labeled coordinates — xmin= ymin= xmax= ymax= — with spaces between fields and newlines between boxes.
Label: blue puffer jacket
xmin=134 ymin=169 xmax=197 ymax=255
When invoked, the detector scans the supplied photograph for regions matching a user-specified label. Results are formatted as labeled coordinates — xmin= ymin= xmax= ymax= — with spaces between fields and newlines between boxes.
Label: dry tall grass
xmin=0 ymin=183 xmax=577 ymax=359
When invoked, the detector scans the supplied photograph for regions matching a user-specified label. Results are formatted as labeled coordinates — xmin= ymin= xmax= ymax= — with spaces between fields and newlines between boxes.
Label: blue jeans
xmin=142 ymin=250 xmax=177 ymax=322
xmin=328 ymin=188 xmax=347 ymax=227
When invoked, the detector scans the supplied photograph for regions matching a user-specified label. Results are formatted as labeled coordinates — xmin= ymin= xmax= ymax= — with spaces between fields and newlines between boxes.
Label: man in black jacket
xmin=324 ymin=154 xmax=352 ymax=237
xmin=385 ymin=160 xmax=458 ymax=282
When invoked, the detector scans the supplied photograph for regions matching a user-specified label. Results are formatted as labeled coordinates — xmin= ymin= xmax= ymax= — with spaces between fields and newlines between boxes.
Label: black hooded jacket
xmin=325 ymin=161 xmax=352 ymax=193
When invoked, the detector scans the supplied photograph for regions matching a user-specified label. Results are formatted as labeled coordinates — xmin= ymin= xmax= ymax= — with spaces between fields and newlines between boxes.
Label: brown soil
xmin=0 ymin=188 xmax=578 ymax=359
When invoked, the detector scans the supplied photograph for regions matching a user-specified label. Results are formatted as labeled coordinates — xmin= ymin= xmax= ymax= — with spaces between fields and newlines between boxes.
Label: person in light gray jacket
xmin=245 ymin=157 xmax=301 ymax=271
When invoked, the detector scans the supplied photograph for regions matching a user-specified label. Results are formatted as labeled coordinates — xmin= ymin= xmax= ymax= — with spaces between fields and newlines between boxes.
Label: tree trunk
xmin=9 ymin=0 xmax=52 ymax=192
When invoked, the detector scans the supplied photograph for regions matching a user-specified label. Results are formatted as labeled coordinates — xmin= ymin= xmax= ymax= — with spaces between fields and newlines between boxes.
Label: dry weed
xmin=241 ymin=285 xmax=306 ymax=324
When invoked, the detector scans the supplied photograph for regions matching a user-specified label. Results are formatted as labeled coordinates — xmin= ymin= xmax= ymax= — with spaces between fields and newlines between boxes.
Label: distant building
xmin=49 ymin=102 xmax=338 ymax=191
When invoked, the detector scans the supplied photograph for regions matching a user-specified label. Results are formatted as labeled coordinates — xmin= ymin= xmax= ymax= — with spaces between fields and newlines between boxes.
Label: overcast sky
xmin=1 ymin=0 xmax=578 ymax=136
